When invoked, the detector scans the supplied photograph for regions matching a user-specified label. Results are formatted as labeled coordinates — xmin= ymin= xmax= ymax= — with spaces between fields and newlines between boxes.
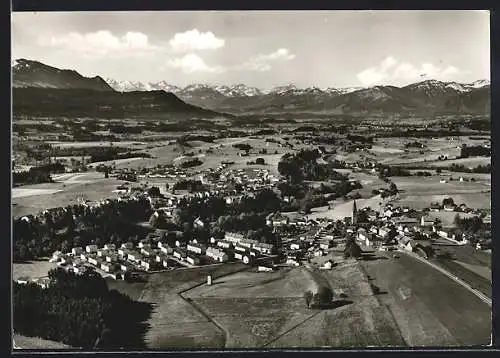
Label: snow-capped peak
xmin=269 ymin=84 xmax=298 ymax=95
xmin=470 ymin=79 xmax=490 ymax=88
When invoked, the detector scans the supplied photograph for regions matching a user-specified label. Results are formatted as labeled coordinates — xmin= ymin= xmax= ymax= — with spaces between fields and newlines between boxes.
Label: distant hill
xmin=13 ymin=88 xmax=224 ymax=119
xmin=13 ymin=59 xmax=114 ymax=92
xmin=11 ymin=59 xmax=227 ymax=119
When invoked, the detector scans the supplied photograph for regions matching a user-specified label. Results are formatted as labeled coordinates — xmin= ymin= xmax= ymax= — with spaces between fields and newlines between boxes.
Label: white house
xmin=71 ymin=247 xmax=83 ymax=255
xmin=86 ymin=245 xmax=98 ymax=253
xmin=225 ymin=232 xmax=245 ymax=244
xmin=104 ymin=243 xmax=116 ymax=250
xmin=186 ymin=255 xmax=200 ymax=265
xmin=121 ymin=242 xmax=134 ymax=249
xmin=253 ymin=242 xmax=274 ymax=255
xmin=187 ymin=242 xmax=206 ymax=255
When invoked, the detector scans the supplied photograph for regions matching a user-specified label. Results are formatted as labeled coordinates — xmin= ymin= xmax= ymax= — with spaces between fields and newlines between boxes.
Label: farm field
xmin=47 ymin=141 xmax=146 ymax=148
xmin=106 ymin=262 xmax=248 ymax=349
xmin=12 ymin=172 xmax=125 ymax=218
xmin=307 ymin=195 xmax=384 ymax=220
xmin=13 ymin=334 xmax=74 ymax=350
xmin=182 ymin=260 xmax=406 ymax=348
xmin=360 ymin=252 xmax=491 ymax=346
xmin=389 ymin=176 xmax=491 ymax=210
xmin=427 ymin=156 xmax=491 ymax=168
xmin=13 ymin=260 xmax=57 ymax=281
xmin=12 ymin=188 xmax=63 ymax=198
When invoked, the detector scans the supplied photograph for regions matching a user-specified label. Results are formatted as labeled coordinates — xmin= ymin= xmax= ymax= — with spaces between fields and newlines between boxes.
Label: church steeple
xmin=352 ymin=199 xmax=358 ymax=225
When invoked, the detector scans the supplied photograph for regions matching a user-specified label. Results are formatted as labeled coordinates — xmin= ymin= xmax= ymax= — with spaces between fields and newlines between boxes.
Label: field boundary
xmin=399 ymin=250 xmax=492 ymax=307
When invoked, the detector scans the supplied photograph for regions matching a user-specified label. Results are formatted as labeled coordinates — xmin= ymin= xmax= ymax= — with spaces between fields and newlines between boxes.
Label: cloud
xmin=236 ymin=48 xmax=296 ymax=72
xmin=169 ymin=29 xmax=225 ymax=53
xmin=165 ymin=53 xmax=225 ymax=74
xmin=40 ymin=30 xmax=160 ymax=58
xmin=357 ymin=56 xmax=464 ymax=86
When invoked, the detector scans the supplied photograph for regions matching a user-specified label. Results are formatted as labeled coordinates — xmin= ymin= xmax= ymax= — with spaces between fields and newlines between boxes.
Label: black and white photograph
xmin=11 ymin=10 xmax=492 ymax=350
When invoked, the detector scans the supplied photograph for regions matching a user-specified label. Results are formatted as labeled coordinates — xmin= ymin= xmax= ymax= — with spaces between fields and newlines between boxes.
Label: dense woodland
xmin=13 ymin=268 xmax=151 ymax=349
xmin=13 ymin=197 xmax=152 ymax=261
xmin=278 ymin=149 xmax=346 ymax=183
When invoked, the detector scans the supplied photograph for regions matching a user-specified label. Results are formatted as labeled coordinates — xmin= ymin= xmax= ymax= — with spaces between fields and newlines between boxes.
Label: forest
xmin=13 ymin=268 xmax=152 ymax=349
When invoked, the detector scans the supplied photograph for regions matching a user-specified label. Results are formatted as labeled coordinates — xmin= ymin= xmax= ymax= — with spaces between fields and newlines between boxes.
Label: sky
xmin=11 ymin=10 xmax=490 ymax=90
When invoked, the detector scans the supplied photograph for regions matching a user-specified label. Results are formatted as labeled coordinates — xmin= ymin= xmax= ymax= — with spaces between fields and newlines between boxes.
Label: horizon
xmin=12 ymin=57 xmax=490 ymax=93
xmin=12 ymin=11 xmax=490 ymax=90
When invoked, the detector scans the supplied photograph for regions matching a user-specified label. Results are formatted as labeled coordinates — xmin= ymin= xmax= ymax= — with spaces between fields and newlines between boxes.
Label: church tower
xmin=352 ymin=199 xmax=358 ymax=225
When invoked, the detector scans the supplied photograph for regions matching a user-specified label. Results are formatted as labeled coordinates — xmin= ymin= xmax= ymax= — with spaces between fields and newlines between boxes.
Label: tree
xmin=303 ymin=290 xmax=313 ymax=308
xmin=311 ymin=286 xmax=333 ymax=308
xmin=442 ymin=197 xmax=455 ymax=207
xmin=255 ymin=157 xmax=265 ymax=165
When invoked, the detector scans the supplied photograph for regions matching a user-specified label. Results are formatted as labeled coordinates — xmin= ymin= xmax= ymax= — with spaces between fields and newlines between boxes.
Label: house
xmin=71 ymin=247 xmax=83 ymax=255
xmin=101 ymin=262 xmax=114 ymax=272
xmin=258 ymin=266 xmax=274 ymax=272
xmin=104 ymin=243 xmax=116 ymax=250
xmin=141 ymin=247 xmax=155 ymax=256
xmin=239 ymin=238 xmax=258 ymax=248
xmin=234 ymin=244 xmax=247 ymax=252
xmin=193 ymin=217 xmax=205 ymax=229
xmin=120 ymin=262 xmax=133 ymax=272
xmin=420 ymin=216 xmax=435 ymax=227
xmin=160 ymin=245 xmax=173 ymax=255
xmin=319 ymin=242 xmax=331 ymax=251
xmin=121 ymin=242 xmax=134 ymax=249
xmin=234 ymin=252 xmax=251 ymax=264
xmin=443 ymin=204 xmax=456 ymax=212
xmin=118 ymin=248 xmax=128 ymax=257
xmin=173 ymin=249 xmax=187 ymax=260
xmin=73 ymin=266 xmax=88 ymax=275
xmin=206 ymin=247 xmax=229 ymax=262
xmin=225 ymin=232 xmax=245 ymax=244
xmin=216 ymin=240 xmax=233 ymax=249
xmin=286 ymin=258 xmax=300 ymax=266
xmin=428 ymin=203 xmax=440 ymax=212
xmin=186 ymin=255 xmax=200 ymax=265
xmin=314 ymin=250 xmax=324 ymax=257
xmin=88 ymin=256 xmax=99 ymax=266
xmin=127 ymin=252 xmax=140 ymax=262
xmin=105 ymin=254 xmax=118 ymax=263
xmin=253 ymin=242 xmax=274 ymax=255
xmin=16 ymin=276 xmax=31 ymax=285
xmin=140 ymin=258 xmax=155 ymax=271
xmin=397 ymin=235 xmax=416 ymax=252
xmin=138 ymin=242 xmax=151 ymax=250
xmin=290 ymin=243 xmax=301 ymax=250
xmin=438 ymin=229 xmax=456 ymax=240
xmin=97 ymin=249 xmax=107 ymax=257
xmin=85 ymin=245 xmax=98 ymax=253
xmin=392 ymin=216 xmax=419 ymax=227
xmin=187 ymin=242 xmax=206 ymax=255
xmin=322 ymin=260 xmax=334 ymax=270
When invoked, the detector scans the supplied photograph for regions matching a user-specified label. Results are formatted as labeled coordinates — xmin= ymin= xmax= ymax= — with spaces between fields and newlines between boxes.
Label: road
xmin=399 ymin=250 xmax=492 ymax=307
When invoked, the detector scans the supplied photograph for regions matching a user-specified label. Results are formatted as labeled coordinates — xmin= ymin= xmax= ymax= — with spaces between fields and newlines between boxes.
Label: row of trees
xmin=460 ymin=145 xmax=491 ymax=158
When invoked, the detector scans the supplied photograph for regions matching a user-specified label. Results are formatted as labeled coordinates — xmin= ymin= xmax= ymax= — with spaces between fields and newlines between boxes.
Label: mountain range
xmin=12 ymin=58 xmax=491 ymax=117
xmin=12 ymin=59 xmax=224 ymax=119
